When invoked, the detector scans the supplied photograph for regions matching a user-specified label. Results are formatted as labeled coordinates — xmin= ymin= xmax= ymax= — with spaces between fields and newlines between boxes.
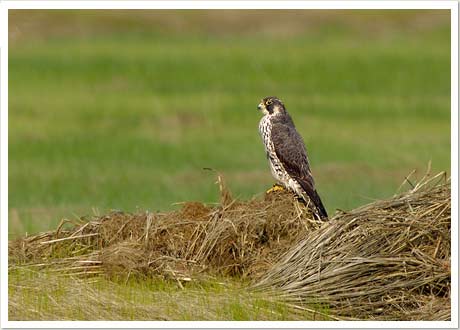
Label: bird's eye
xmin=266 ymin=99 xmax=273 ymax=106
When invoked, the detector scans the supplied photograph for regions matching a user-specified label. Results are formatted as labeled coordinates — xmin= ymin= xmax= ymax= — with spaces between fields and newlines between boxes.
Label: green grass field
xmin=9 ymin=10 xmax=451 ymax=236
xmin=8 ymin=10 xmax=451 ymax=321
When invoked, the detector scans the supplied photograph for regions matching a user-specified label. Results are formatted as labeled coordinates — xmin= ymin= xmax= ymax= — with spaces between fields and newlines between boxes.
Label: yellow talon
xmin=266 ymin=184 xmax=285 ymax=194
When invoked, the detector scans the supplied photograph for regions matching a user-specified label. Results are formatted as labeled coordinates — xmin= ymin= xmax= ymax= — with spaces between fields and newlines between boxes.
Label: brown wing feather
xmin=271 ymin=119 xmax=328 ymax=219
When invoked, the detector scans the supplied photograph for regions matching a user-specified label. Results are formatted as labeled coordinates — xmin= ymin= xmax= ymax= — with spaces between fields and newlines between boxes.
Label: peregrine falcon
xmin=257 ymin=96 xmax=328 ymax=219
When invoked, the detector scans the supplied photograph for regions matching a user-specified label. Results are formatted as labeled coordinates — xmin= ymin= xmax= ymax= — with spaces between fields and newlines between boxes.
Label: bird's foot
xmin=266 ymin=183 xmax=285 ymax=194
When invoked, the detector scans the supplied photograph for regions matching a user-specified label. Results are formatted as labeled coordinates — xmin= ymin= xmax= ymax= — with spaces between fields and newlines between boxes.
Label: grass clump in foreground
xmin=9 ymin=174 xmax=321 ymax=282
xmin=9 ymin=171 xmax=451 ymax=321
xmin=9 ymin=267 xmax=310 ymax=321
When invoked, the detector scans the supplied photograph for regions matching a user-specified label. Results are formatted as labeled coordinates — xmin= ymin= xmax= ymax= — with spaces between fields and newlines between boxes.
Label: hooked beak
xmin=257 ymin=102 xmax=263 ymax=111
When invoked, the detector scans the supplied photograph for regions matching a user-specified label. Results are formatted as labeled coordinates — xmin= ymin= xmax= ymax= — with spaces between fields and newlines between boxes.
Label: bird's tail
xmin=311 ymin=192 xmax=328 ymax=219
xmin=297 ymin=181 xmax=328 ymax=220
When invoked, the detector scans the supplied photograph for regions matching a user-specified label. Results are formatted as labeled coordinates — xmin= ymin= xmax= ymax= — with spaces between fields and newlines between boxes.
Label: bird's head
xmin=257 ymin=96 xmax=286 ymax=116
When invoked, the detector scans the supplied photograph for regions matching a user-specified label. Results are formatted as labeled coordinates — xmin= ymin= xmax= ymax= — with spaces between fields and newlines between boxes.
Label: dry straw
xmin=254 ymin=170 xmax=451 ymax=320
xmin=9 ymin=173 xmax=321 ymax=281
xmin=9 ymin=169 xmax=451 ymax=320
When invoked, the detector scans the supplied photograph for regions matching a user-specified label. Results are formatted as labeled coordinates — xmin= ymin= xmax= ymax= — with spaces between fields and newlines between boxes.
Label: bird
xmin=257 ymin=96 xmax=328 ymax=219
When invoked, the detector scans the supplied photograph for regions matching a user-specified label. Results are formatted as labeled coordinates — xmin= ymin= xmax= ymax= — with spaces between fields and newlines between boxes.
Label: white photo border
xmin=0 ymin=1 xmax=458 ymax=329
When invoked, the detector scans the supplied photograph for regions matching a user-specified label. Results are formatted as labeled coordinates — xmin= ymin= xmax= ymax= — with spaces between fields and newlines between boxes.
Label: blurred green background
xmin=8 ymin=10 xmax=451 ymax=237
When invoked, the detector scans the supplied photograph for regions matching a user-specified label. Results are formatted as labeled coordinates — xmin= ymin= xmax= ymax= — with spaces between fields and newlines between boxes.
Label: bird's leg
xmin=266 ymin=183 xmax=285 ymax=194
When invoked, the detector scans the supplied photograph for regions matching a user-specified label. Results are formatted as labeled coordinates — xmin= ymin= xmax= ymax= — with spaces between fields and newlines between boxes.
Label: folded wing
xmin=270 ymin=121 xmax=328 ymax=219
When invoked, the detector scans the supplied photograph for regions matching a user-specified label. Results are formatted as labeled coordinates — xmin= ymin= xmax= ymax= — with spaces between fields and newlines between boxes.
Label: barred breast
xmin=258 ymin=116 xmax=285 ymax=183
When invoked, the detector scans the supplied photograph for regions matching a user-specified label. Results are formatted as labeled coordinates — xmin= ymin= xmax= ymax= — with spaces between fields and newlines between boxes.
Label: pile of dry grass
xmin=9 ymin=170 xmax=451 ymax=320
xmin=9 ymin=174 xmax=321 ymax=282
xmin=254 ymin=171 xmax=451 ymax=320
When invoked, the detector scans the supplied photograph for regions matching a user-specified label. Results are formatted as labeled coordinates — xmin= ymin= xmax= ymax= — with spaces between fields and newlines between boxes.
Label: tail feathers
xmin=311 ymin=192 xmax=328 ymax=219
xmin=297 ymin=179 xmax=328 ymax=219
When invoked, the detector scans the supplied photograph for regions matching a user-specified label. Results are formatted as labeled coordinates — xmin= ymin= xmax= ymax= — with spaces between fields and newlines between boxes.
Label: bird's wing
xmin=271 ymin=122 xmax=328 ymax=218
xmin=270 ymin=122 xmax=315 ymax=188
